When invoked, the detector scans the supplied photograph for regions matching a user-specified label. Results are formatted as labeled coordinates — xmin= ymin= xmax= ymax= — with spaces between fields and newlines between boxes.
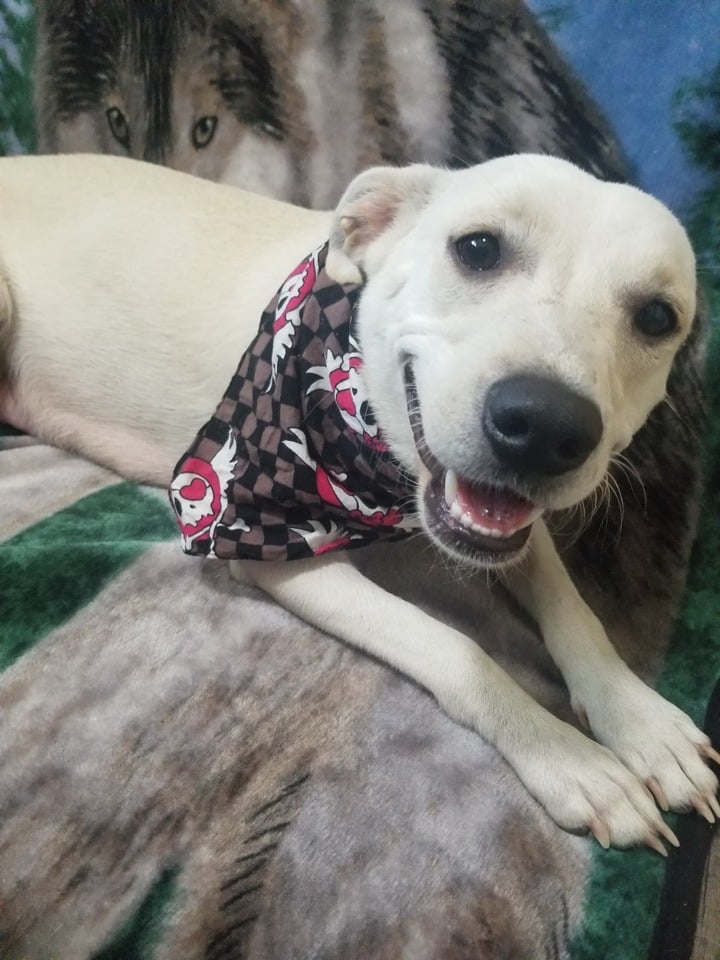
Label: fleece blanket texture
xmin=1 ymin=2 xmax=719 ymax=958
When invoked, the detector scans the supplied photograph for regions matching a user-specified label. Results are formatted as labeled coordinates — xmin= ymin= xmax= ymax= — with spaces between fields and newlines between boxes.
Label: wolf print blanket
xmin=2 ymin=0 xmax=720 ymax=957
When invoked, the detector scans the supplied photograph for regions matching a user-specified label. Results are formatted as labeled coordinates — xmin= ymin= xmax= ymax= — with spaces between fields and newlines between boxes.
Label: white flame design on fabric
xmin=306 ymin=336 xmax=386 ymax=450
xmin=266 ymin=246 xmax=322 ymax=391
xmin=288 ymin=518 xmax=363 ymax=555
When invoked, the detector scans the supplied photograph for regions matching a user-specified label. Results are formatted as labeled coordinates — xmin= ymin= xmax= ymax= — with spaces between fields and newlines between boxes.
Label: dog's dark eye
xmin=106 ymin=107 xmax=130 ymax=150
xmin=454 ymin=232 xmax=501 ymax=272
xmin=634 ymin=299 xmax=678 ymax=337
xmin=192 ymin=115 xmax=218 ymax=149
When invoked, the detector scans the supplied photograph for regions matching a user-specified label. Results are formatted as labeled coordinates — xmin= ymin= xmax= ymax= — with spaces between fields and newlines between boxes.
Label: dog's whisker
xmin=661 ymin=393 xmax=696 ymax=434
xmin=299 ymin=393 xmax=330 ymax=426
xmin=584 ymin=486 xmax=603 ymax=526
xmin=609 ymin=452 xmax=648 ymax=511
xmin=548 ymin=501 xmax=586 ymax=549
xmin=601 ymin=477 xmax=621 ymax=536
xmin=604 ymin=473 xmax=626 ymax=542
xmin=611 ymin=450 xmax=643 ymax=485
xmin=562 ymin=476 xmax=620 ymax=550
xmin=586 ymin=485 xmax=610 ymax=541
xmin=426 ymin=542 xmax=468 ymax=586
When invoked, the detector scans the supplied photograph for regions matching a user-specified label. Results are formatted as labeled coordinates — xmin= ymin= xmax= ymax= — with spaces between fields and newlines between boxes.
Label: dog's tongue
xmin=453 ymin=475 xmax=535 ymax=536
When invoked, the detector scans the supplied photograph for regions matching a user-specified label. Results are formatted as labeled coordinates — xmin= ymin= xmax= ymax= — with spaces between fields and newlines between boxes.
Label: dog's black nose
xmin=483 ymin=374 xmax=603 ymax=476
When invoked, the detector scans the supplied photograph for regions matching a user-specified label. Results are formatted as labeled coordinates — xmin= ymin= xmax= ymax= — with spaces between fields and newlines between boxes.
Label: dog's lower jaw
xmin=417 ymin=471 xmax=539 ymax=569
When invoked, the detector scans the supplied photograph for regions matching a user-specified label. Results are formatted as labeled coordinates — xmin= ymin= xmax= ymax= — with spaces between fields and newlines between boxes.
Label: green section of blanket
xmin=0 ymin=0 xmax=36 ymax=155
xmin=92 ymin=868 xmax=180 ymax=960
xmin=0 ymin=483 xmax=177 ymax=670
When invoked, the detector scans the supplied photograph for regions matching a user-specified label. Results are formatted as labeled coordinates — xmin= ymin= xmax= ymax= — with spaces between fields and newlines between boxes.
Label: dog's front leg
xmin=507 ymin=520 xmax=720 ymax=824
xmin=235 ymin=554 xmax=679 ymax=850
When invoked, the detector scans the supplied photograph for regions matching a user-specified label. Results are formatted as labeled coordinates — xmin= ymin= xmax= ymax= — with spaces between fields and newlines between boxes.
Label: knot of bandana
xmin=170 ymin=242 xmax=418 ymax=561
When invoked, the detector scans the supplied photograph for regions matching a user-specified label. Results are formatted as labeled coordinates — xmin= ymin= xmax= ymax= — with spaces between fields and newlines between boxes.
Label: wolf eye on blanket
xmin=0 ymin=151 xmax=717 ymax=857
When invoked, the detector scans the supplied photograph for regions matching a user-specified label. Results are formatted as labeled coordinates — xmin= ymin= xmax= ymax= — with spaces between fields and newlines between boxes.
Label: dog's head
xmin=326 ymin=155 xmax=697 ymax=567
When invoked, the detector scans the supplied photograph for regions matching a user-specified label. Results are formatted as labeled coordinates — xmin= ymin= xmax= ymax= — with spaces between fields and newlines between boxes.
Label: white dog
xmin=1 ymin=153 xmax=718 ymax=852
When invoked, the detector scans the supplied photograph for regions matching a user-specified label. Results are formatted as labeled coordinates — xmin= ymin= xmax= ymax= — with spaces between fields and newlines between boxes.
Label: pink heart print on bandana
xmin=170 ymin=242 xmax=419 ymax=562
xmin=170 ymin=430 xmax=245 ymax=551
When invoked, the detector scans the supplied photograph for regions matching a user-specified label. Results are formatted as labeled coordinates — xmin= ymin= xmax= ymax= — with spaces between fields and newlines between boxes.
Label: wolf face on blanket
xmin=35 ymin=0 xmax=626 ymax=206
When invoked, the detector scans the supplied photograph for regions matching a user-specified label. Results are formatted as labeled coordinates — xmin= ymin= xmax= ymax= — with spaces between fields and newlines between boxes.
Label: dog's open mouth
xmin=404 ymin=364 xmax=541 ymax=563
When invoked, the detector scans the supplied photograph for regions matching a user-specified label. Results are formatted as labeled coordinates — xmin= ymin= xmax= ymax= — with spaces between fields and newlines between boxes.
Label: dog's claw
xmin=708 ymin=794 xmax=720 ymax=820
xmin=644 ymin=834 xmax=668 ymax=857
xmin=691 ymin=797 xmax=716 ymax=824
xmin=646 ymin=776 xmax=670 ymax=812
xmin=589 ymin=818 xmax=611 ymax=850
xmin=658 ymin=821 xmax=680 ymax=848
xmin=699 ymin=743 xmax=720 ymax=766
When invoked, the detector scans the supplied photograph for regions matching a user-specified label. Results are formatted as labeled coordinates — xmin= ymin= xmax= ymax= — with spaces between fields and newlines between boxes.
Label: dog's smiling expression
xmin=326 ymin=154 xmax=697 ymax=567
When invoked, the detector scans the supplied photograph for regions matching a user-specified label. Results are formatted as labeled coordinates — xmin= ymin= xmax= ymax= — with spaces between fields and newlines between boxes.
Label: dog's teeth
xmin=444 ymin=469 xmax=458 ymax=508
xmin=450 ymin=500 xmax=464 ymax=522
xmin=449 ymin=500 xmax=501 ymax=538
xmin=442 ymin=473 xmax=538 ymax=540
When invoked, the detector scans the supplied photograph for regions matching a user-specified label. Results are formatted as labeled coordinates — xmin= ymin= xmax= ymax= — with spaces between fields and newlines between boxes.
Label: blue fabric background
xmin=529 ymin=0 xmax=719 ymax=214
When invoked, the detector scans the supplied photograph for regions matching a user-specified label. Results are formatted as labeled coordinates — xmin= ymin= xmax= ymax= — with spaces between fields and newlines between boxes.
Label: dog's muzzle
xmin=403 ymin=365 xmax=541 ymax=565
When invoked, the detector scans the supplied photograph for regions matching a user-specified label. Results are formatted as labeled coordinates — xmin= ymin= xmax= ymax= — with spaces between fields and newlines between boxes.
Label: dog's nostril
xmin=483 ymin=374 xmax=603 ymax=477
xmin=557 ymin=437 xmax=582 ymax=463
xmin=495 ymin=411 xmax=530 ymax=440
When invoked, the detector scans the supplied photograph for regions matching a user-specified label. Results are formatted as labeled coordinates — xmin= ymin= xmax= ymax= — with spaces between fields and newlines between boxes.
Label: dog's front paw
xmin=576 ymin=676 xmax=720 ymax=824
xmin=516 ymin=719 xmax=678 ymax=852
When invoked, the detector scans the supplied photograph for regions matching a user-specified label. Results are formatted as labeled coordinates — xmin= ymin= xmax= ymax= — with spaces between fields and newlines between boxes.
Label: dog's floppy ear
xmin=326 ymin=164 xmax=440 ymax=285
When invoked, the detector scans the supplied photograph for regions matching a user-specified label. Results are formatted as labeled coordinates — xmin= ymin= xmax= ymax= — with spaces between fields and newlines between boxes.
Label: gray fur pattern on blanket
xmin=0 ymin=442 xmax=587 ymax=960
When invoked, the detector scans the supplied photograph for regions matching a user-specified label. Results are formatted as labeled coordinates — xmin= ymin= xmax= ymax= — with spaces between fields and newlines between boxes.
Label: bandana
xmin=170 ymin=243 xmax=419 ymax=561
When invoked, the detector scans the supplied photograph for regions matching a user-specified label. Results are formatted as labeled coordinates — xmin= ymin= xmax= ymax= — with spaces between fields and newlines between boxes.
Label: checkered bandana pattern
xmin=170 ymin=243 xmax=420 ymax=561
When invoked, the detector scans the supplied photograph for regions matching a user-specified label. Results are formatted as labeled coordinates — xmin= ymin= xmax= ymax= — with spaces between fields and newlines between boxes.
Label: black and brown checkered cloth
xmin=170 ymin=243 xmax=419 ymax=562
